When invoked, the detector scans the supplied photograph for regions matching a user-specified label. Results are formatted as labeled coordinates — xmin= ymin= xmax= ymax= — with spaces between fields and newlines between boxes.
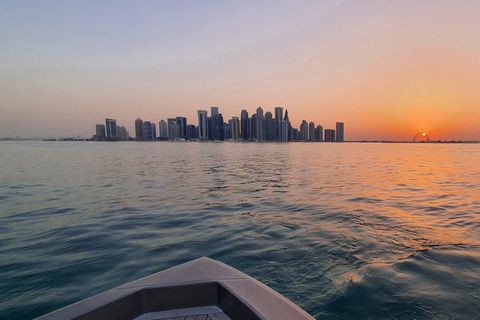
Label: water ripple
xmin=0 ymin=142 xmax=479 ymax=319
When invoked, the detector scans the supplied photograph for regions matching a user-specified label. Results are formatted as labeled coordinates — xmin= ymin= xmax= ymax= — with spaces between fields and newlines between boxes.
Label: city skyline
xmin=2 ymin=1 xmax=480 ymax=140
xmin=93 ymin=106 xmax=345 ymax=142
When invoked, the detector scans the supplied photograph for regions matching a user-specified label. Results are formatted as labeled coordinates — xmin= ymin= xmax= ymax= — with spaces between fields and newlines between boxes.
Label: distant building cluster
xmin=93 ymin=118 xmax=129 ymax=141
xmin=94 ymin=107 xmax=344 ymax=142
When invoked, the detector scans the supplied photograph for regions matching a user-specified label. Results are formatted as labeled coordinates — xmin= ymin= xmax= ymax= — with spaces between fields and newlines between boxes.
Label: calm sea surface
xmin=1 ymin=141 xmax=479 ymax=319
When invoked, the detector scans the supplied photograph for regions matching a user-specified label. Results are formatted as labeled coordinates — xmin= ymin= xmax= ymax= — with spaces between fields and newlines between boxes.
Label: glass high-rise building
xmin=212 ymin=113 xmax=224 ymax=140
xmin=247 ymin=115 xmax=255 ymax=140
xmin=309 ymin=121 xmax=316 ymax=141
xmin=315 ymin=125 xmax=323 ymax=142
xmin=284 ymin=109 xmax=291 ymax=141
xmin=186 ymin=124 xmax=196 ymax=140
xmin=135 ymin=118 xmax=143 ymax=140
xmin=197 ymin=110 xmax=208 ymax=140
xmin=116 ymin=126 xmax=128 ymax=140
xmin=142 ymin=121 xmax=156 ymax=141
xmin=336 ymin=122 xmax=344 ymax=142
xmin=158 ymin=120 xmax=168 ymax=140
xmin=105 ymin=118 xmax=117 ymax=139
xmin=265 ymin=111 xmax=275 ymax=141
xmin=275 ymin=107 xmax=284 ymax=141
xmin=95 ymin=124 xmax=106 ymax=138
xmin=256 ymin=107 xmax=264 ymax=141
xmin=176 ymin=117 xmax=187 ymax=139
xmin=211 ymin=107 xmax=219 ymax=117
xmin=167 ymin=118 xmax=179 ymax=140
xmin=279 ymin=121 xmax=288 ymax=141
xmin=241 ymin=110 xmax=248 ymax=140
xmin=230 ymin=117 xmax=239 ymax=140
xmin=325 ymin=129 xmax=335 ymax=142
xmin=300 ymin=120 xmax=308 ymax=141
xmin=275 ymin=107 xmax=283 ymax=122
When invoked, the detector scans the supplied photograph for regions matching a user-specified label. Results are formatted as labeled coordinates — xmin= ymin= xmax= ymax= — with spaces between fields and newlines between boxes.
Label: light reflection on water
xmin=1 ymin=141 xmax=479 ymax=319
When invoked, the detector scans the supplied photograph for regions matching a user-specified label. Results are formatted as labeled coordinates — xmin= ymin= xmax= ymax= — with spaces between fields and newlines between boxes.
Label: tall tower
xmin=167 ymin=118 xmax=179 ymax=140
xmin=284 ymin=109 xmax=291 ymax=141
xmin=316 ymin=125 xmax=323 ymax=142
xmin=275 ymin=107 xmax=284 ymax=123
xmin=95 ymin=124 xmax=106 ymax=138
xmin=279 ymin=121 xmax=288 ymax=141
xmin=231 ymin=117 xmax=240 ymax=140
xmin=135 ymin=118 xmax=143 ymax=140
xmin=212 ymin=113 xmax=224 ymax=140
xmin=265 ymin=111 xmax=274 ymax=141
xmin=325 ymin=129 xmax=335 ymax=142
xmin=211 ymin=107 xmax=219 ymax=117
xmin=241 ymin=109 xmax=248 ymax=140
xmin=300 ymin=120 xmax=308 ymax=141
xmin=158 ymin=120 xmax=168 ymax=140
xmin=336 ymin=122 xmax=344 ymax=142
xmin=176 ymin=117 xmax=187 ymax=139
xmin=274 ymin=107 xmax=283 ymax=141
xmin=142 ymin=121 xmax=155 ymax=141
xmin=256 ymin=107 xmax=264 ymax=141
xmin=248 ymin=114 xmax=256 ymax=140
xmin=197 ymin=110 xmax=208 ymax=140
xmin=309 ymin=121 xmax=315 ymax=141
xmin=105 ymin=118 xmax=117 ymax=139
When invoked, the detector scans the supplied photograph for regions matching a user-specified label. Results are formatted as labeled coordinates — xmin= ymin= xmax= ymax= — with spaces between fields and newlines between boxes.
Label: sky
xmin=1 ymin=0 xmax=480 ymax=141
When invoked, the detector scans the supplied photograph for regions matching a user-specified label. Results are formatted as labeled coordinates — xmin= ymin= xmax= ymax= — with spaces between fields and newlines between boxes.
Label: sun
xmin=414 ymin=132 xmax=430 ymax=142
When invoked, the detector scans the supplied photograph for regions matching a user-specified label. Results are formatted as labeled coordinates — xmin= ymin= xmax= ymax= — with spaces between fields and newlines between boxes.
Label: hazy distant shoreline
xmin=0 ymin=137 xmax=478 ymax=143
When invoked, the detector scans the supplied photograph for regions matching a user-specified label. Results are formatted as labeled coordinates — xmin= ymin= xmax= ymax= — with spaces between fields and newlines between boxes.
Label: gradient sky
xmin=1 ymin=0 xmax=480 ymax=140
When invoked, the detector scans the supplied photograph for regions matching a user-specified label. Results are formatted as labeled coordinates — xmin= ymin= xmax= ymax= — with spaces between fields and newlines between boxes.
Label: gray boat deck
xmin=134 ymin=306 xmax=230 ymax=320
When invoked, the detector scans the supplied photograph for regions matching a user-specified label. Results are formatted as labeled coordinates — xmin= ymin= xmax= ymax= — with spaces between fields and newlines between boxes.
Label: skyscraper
xmin=256 ymin=107 xmax=264 ymax=141
xmin=292 ymin=128 xmax=299 ymax=141
xmin=186 ymin=124 xmax=196 ymax=140
xmin=284 ymin=109 xmax=291 ymax=141
xmin=275 ymin=107 xmax=283 ymax=123
xmin=197 ymin=110 xmax=208 ymax=140
xmin=265 ymin=111 xmax=275 ymax=141
xmin=135 ymin=118 xmax=143 ymax=140
xmin=212 ymin=113 xmax=224 ymax=140
xmin=116 ymin=126 xmax=128 ymax=140
xmin=325 ymin=129 xmax=335 ymax=142
xmin=158 ymin=120 xmax=168 ymax=140
xmin=142 ymin=121 xmax=156 ymax=141
xmin=105 ymin=118 xmax=117 ymax=139
xmin=279 ymin=121 xmax=288 ymax=141
xmin=211 ymin=107 xmax=219 ymax=117
xmin=336 ymin=122 xmax=344 ymax=142
xmin=300 ymin=120 xmax=308 ymax=141
xmin=168 ymin=118 xmax=180 ymax=140
xmin=309 ymin=121 xmax=315 ymax=141
xmin=176 ymin=117 xmax=187 ymax=139
xmin=315 ymin=125 xmax=323 ymax=142
xmin=224 ymin=121 xmax=231 ymax=140
xmin=207 ymin=116 xmax=213 ymax=140
xmin=275 ymin=107 xmax=283 ymax=140
xmin=231 ymin=117 xmax=239 ymax=140
xmin=241 ymin=109 xmax=248 ymax=140
xmin=247 ymin=114 xmax=255 ymax=140
xmin=151 ymin=123 xmax=156 ymax=140
xmin=95 ymin=124 xmax=106 ymax=138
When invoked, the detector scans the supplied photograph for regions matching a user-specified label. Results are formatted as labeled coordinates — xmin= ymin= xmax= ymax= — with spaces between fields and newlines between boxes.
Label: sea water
xmin=1 ymin=141 xmax=479 ymax=319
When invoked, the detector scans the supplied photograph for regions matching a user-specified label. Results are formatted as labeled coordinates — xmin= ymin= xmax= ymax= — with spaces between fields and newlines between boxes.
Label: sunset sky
xmin=1 ymin=0 xmax=480 ymax=141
